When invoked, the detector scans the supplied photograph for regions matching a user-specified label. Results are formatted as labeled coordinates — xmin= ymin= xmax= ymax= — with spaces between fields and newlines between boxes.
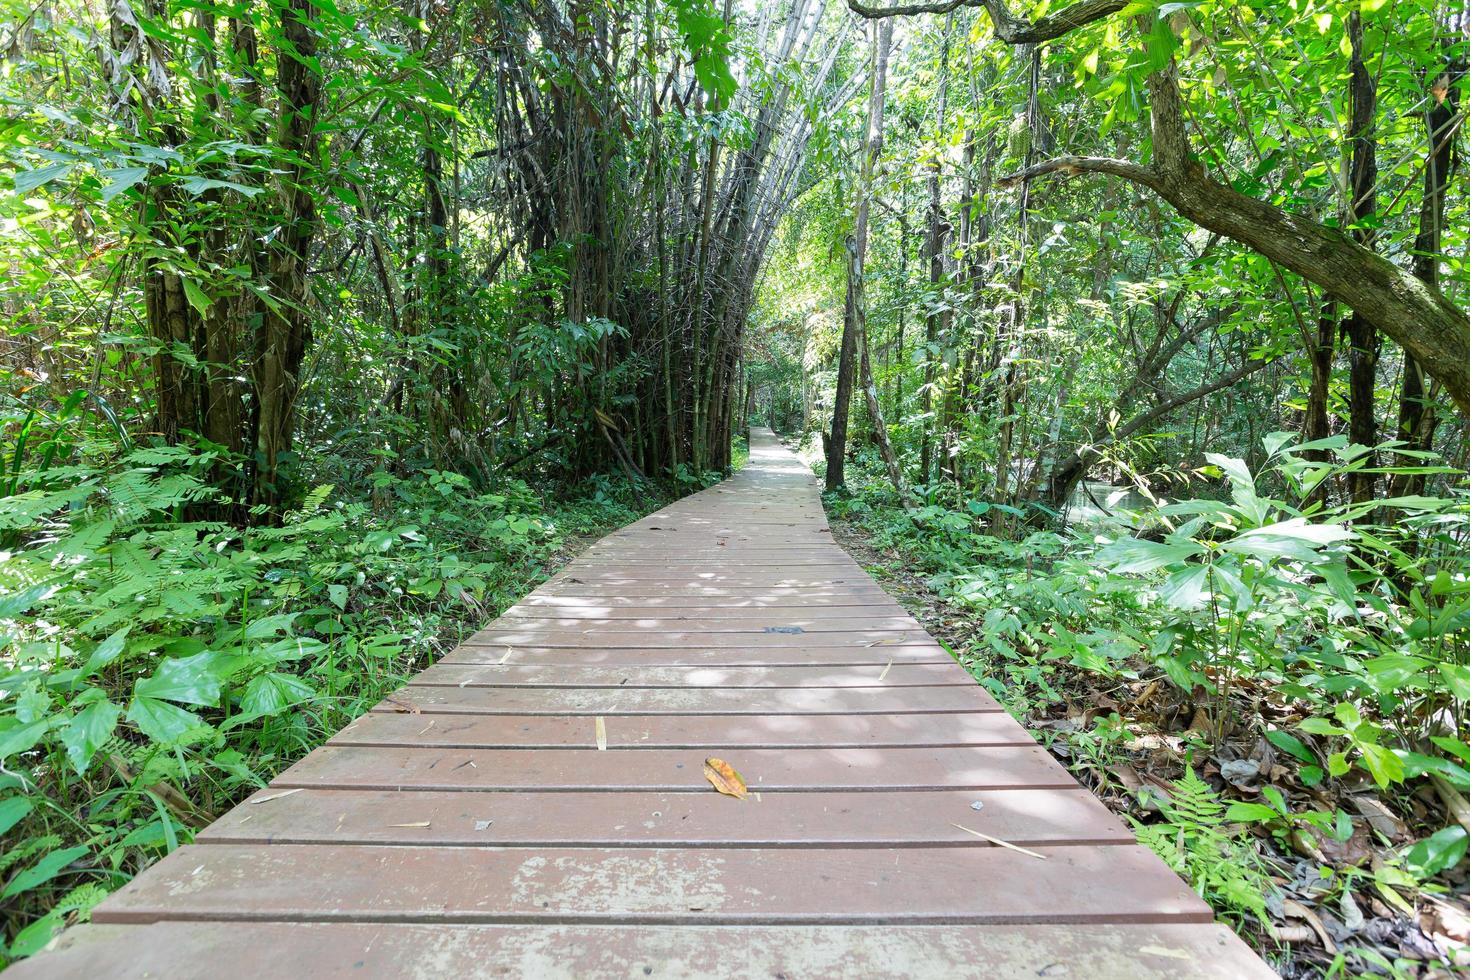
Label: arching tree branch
xmin=1000 ymin=51 xmax=1470 ymax=414
xmin=996 ymin=155 xmax=1161 ymax=191
xmin=846 ymin=0 xmax=1127 ymax=45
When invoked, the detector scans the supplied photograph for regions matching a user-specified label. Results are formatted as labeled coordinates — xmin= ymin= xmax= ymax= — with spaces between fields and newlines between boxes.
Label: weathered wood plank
xmin=198 ymin=787 xmax=1134 ymax=847
xmin=329 ymin=711 xmax=1035 ymax=749
xmin=6 ymin=922 xmax=1278 ymax=980
xmin=370 ymin=684 xmax=1000 ymax=715
xmin=92 ymin=843 xmax=1213 ymax=925
xmin=439 ymin=643 xmax=953 ymax=666
xmin=271 ymin=745 xmax=1075 ymax=792
xmin=472 ymin=616 xmax=923 ymax=632
xmin=409 ymin=662 xmax=969 ymax=688
xmin=462 ymin=629 xmax=934 ymax=648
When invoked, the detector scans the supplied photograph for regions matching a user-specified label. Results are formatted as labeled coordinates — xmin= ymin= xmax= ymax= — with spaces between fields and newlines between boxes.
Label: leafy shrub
xmin=0 ymin=442 xmax=659 ymax=960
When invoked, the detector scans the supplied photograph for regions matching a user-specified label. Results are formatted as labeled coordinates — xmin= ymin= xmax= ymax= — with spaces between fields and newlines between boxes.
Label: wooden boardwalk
xmin=17 ymin=429 xmax=1273 ymax=978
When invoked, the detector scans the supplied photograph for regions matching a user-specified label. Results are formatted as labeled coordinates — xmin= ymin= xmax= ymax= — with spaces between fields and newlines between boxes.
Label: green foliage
xmin=0 ymin=440 xmax=660 ymax=960
xmin=1132 ymin=768 xmax=1274 ymax=926
xmin=817 ymin=438 xmax=1470 ymax=899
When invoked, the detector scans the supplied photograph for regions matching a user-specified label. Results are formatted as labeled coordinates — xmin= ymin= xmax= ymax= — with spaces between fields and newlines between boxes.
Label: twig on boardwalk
xmin=950 ymin=823 xmax=1047 ymax=859
xmin=250 ymin=788 xmax=305 ymax=805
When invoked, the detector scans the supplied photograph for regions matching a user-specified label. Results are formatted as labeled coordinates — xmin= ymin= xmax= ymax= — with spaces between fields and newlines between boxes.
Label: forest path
xmin=14 ymin=429 xmax=1272 ymax=978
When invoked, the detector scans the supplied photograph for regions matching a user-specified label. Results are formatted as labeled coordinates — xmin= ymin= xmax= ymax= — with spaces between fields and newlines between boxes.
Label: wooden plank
xmin=198 ymin=787 xmax=1135 ymax=847
xmin=8 ymin=922 xmax=1279 ymax=980
xmin=514 ymin=594 xmax=905 ymax=609
xmin=409 ymin=662 xmax=969 ymax=688
xmin=92 ymin=843 xmax=1213 ymax=925
xmin=271 ymin=745 xmax=1075 ymax=792
xmin=470 ymin=616 xmax=922 ymax=633
xmin=370 ymin=684 xmax=1000 ymax=715
xmin=462 ymin=629 xmax=934 ymax=648
xmin=439 ymin=644 xmax=953 ymax=666
xmin=329 ymin=711 xmax=1036 ymax=749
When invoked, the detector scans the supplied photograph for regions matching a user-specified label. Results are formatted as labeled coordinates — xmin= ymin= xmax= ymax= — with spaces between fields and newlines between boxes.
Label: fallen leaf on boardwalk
xmin=877 ymin=661 xmax=893 ymax=682
xmin=389 ymin=821 xmax=431 ymax=828
xmin=950 ymin=823 xmax=1046 ymax=859
xmin=383 ymin=694 xmax=421 ymax=714
xmin=250 ymin=788 xmax=304 ymax=805
xmin=474 ymin=820 xmax=493 ymax=831
xmin=595 ymin=716 xmax=608 ymax=751
xmin=703 ymin=758 xmax=749 ymax=799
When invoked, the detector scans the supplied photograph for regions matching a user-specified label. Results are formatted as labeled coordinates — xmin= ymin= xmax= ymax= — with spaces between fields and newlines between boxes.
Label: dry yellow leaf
xmin=703 ymin=757 xmax=749 ymax=799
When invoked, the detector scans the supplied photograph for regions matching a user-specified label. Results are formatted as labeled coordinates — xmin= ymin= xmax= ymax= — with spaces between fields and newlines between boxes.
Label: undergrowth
xmin=0 ymin=440 xmax=669 ymax=961
xmin=807 ymin=434 xmax=1470 ymax=976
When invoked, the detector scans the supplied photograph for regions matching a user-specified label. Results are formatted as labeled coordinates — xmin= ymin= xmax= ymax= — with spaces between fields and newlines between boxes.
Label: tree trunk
xmin=918 ymin=16 xmax=951 ymax=485
xmin=251 ymin=0 xmax=321 ymax=513
xmin=1389 ymin=69 xmax=1456 ymax=497
xmin=1344 ymin=11 xmax=1379 ymax=504
xmin=827 ymin=19 xmax=892 ymax=492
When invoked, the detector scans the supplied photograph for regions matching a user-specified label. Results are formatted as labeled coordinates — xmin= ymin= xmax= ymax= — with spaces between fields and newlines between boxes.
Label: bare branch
xmin=997 ymin=154 xmax=1161 ymax=191
xmin=847 ymin=0 xmax=1127 ymax=45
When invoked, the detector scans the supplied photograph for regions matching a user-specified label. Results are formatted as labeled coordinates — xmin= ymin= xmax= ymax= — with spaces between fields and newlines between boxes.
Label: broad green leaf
xmin=181 ymin=277 xmax=212 ymax=315
xmin=0 ymin=796 xmax=34 ymax=836
xmin=126 ymin=696 xmax=204 ymax=744
xmin=99 ymin=166 xmax=148 ymax=202
xmin=0 ymin=719 xmax=50 ymax=760
xmin=244 ymin=613 xmax=298 ymax=639
xmin=61 ymin=698 xmax=121 ymax=775
xmin=1431 ymin=736 xmax=1470 ymax=766
xmin=1 ymin=845 xmax=89 ymax=900
xmin=1204 ymin=452 xmax=1254 ymax=492
xmin=176 ymin=175 xmax=263 ymax=197
xmin=1225 ymin=802 xmax=1279 ymax=823
xmin=79 ymin=626 xmax=131 ymax=680
xmin=135 ymin=651 xmax=227 ymax=706
xmin=1159 ymin=564 xmax=1210 ymax=610
xmin=1265 ymin=730 xmax=1316 ymax=763
xmin=240 ymin=672 xmax=315 ymax=715
xmin=0 ymin=582 xmax=57 ymax=620
xmin=13 ymin=162 xmax=71 ymax=195
xmin=1298 ymin=717 xmax=1345 ymax=737
xmin=1097 ymin=536 xmax=1203 ymax=574
xmin=1404 ymin=826 xmax=1468 ymax=876
xmin=1440 ymin=663 xmax=1470 ymax=701
xmin=7 ymin=910 xmax=65 ymax=959
xmin=257 ymin=636 xmax=327 ymax=663
xmin=1358 ymin=742 xmax=1405 ymax=788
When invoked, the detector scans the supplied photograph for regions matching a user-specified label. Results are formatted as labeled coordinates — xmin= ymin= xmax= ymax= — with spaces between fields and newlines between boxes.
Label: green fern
xmin=1131 ymin=768 xmax=1272 ymax=926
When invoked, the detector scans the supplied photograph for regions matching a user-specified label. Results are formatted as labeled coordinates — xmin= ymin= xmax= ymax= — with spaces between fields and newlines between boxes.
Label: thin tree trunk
xmin=827 ymin=19 xmax=892 ymax=492
xmin=1344 ymin=11 xmax=1379 ymax=504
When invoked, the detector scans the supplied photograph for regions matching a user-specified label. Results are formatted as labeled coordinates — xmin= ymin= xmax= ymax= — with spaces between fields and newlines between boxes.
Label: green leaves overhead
xmin=666 ymin=0 xmax=737 ymax=102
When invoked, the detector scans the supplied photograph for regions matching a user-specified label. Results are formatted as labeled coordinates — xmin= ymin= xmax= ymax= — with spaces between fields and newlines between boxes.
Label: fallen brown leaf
xmin=1349 ymin=794 xmax=1408 ymax=841
xmin=1283 ymin=898 xmax=1337 ymax=954
xmin=703 ymin=757 xmax=749 ymax=799
xmin=383 ymin=694 xmax=421 ymax=714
